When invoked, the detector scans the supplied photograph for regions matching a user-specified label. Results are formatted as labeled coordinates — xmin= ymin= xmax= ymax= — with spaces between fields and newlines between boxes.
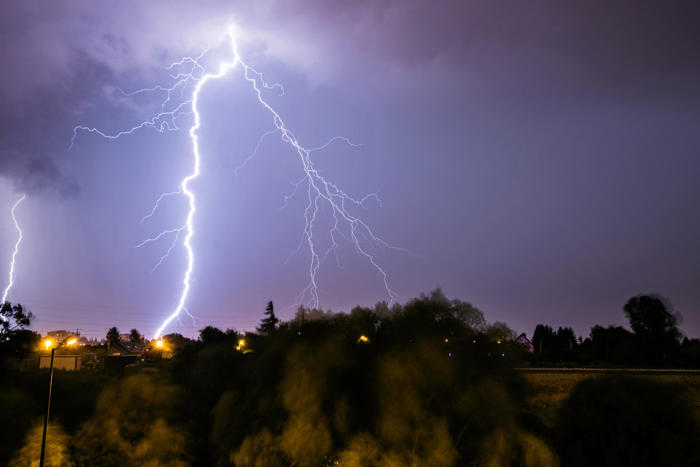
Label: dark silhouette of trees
xmin=1 ymin=289 xmax=698 ymax=465
xmin=199 ymin=326 xmax=226 ymax=344
xmin=106 ymin=327 xmax=119 ymax=346
xmin=529 ymin=293 xmax=694 ymax=366
xmin=0 ymin=303 xmax=39 ymax=361
xmin=129 ymin=329 xmax=143 ymax=345
xmin=532 ymin=325 xmax=580 ymax=363
xmin=257 ymin=301 xmax=279 ymax=335
xmin=587 ymin=325 xmax=635 ymax=364
xmin=0 ymin=302 xmax=33 ymax=337
xmin=486 ymin=321 xmax=516 ymax=342
xmin=532 ymin=324 xmax=555 ymax=359
xmin=623 ymin=294 xmax=681 ymax=364
xmin=162 ymin=333 xmax=193 ymax=350
xmin=680 ymin=337 xmax=700 ymax=367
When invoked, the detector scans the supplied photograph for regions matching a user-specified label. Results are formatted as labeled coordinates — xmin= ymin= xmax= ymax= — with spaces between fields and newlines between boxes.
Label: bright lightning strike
xmin=2 ymin=193 xmax=26 ymax=309
xmin=71 ymin=26 xmax=403 ymax=338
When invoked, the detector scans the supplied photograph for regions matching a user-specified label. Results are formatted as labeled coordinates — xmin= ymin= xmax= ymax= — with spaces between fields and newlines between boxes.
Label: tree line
xmin=0 ymin=291 xmax=697 ymax=465
xmin=531 ymin=294 xmax=700 ymax=367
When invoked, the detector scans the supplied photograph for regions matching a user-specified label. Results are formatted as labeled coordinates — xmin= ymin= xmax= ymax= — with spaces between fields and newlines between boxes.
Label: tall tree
xmin=129 ymin=328 xmax=143 ymax=345
xmin=257 ymin=301 xmax=279 ymax=335
xmin=106 ymin=327 xmax=120 ymax=346
xmin=532 ymin=324 xmax=555 ymax=356
xmin=623 ymin=294 xmax=681 ymax=364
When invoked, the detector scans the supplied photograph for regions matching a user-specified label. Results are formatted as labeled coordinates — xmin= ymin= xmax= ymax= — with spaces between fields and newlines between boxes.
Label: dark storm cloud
xmin=2 ymin=0 xmax=696 ymax=195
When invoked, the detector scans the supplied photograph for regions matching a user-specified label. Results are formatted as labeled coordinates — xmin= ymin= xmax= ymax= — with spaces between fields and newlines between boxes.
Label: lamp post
xmin=39 ymin=336 xmax=76 ymax=467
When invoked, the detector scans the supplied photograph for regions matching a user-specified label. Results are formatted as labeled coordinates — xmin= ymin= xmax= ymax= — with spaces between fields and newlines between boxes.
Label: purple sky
xmin=0 ymin=1 xmax=698 ymax=339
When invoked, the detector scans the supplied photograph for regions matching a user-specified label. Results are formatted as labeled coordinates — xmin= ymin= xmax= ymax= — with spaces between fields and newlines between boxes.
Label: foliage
xmin=532 ymin=325 xmax=579 ymax=363
xmin=0 ymin=302 xmax=39 ymax=361
xmin=556 ymin=376 xmax=699 ymax=467
xmin=530 ymin=293 xmax=692 ymax=367
xmin=105 ymin=327 xmax=119 ymax=346
xmin=1 ymin=302 xmax=33 ymax=336
xmin=2 ymin=289 xmax=698 ymax=465
xmin=71 ymin=373 xmax=188 ymax=466
xmin=623 ymin=294 xmax=681 ymax=364
xmin=205 ymin=289 xmax=536 ymax=466
xmin=129 ymin=328 xmax=143 ymax=345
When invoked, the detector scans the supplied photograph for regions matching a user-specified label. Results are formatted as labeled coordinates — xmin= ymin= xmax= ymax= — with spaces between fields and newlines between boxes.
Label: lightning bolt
xmin=71 ymin=26 xmax=403 ymax=338
xmin=2 ymin=193 xmax=26 ymax=309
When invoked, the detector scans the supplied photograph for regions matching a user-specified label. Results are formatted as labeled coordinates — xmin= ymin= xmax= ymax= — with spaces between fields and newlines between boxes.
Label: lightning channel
xmin=2 ymin=193 xmax=26 ymax=308
xmin=71 ymin=26 xmax=403 ymax=338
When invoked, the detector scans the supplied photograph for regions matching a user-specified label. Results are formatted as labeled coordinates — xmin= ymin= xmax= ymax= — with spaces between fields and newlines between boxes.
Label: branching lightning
xmin=2 ymin=193 xmax=26 ymax=309
xmin=71 ymin=26 xmax=403 ymax=338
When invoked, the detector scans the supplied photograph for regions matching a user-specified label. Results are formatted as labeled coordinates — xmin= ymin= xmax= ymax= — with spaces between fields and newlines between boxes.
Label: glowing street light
xmin=155 ymin=339 xmax=164 ymax=349
xmin=357 ymin=335 xmax=370 ymax=344
xmin=40 ymin=336 xmax=76 ymax=467
xmin=235 ymin=339 xmax=246 ymax=351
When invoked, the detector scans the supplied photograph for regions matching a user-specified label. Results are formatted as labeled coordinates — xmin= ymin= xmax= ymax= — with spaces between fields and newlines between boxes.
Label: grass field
xmin=520 ymin=371 xmax=700 ymax=430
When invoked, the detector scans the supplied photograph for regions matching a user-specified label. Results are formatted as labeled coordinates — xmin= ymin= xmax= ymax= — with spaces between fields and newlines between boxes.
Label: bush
xmin=556 ymin=376 xmax=699 ymax=467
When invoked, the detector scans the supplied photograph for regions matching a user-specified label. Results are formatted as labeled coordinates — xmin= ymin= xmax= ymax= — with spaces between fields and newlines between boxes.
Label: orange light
xmin=357 ymin=335 xmax=370 ymax=343
xmin=44 ymin=339 xmax=52 ymax=350
xmin=66 ymin=338 xmax=77 ymax=346
xmin=236 ymin=339 xmax=246 ymax=351
xmin=155 ymin=339 xmax=164 ymax=348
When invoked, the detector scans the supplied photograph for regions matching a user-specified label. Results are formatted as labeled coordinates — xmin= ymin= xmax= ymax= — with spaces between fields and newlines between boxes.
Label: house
xmin=515 ymin=333 xmax=534 ymax=353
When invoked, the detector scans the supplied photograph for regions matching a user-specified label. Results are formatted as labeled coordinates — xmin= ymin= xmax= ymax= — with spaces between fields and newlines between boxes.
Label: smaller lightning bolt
xmin=2 ymin=193 xmax=26 ymax=309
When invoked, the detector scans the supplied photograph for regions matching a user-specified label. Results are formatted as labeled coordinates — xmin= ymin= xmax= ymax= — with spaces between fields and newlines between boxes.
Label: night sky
xmin=1 ymin=1 xmax=698 ymax=339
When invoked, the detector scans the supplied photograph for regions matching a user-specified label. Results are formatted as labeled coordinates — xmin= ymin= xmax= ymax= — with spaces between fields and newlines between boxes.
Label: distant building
xmin=515 ymin=333 xmax=534 ymax=353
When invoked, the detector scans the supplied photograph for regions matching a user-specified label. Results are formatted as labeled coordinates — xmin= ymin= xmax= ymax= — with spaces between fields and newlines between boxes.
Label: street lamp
xmin=39 ymin=336 xmax=76 ymax=467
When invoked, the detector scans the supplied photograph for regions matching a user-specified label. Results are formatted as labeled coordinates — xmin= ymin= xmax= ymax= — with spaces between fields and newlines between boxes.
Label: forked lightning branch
xmin=70 ymin=26 xmax=401 ymax=338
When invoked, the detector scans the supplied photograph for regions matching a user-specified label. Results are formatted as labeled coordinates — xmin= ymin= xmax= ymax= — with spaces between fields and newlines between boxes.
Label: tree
xmin=556 ymin=376 xmax=699 ymax=467
xmin=0 ymin=302 xmax=38 ymax=361
xmin=623 ymin=294 xmax=681 ymax=364
xmin=588 ymin=325 xmax=635 ymax=364
xmin=532 ymin=324 xmax=555 ymax=356
xmin=106 ymin=327 xmax=120 ymax=346
xmin=257 ymin=301 xmax=279 ymax=335
xmin=71 ymin=374 xmax=187 ymax=466
xmin=129 ymin=329 xmax=143 ymax=345
xmin=532 ymin=325 xmax=580 ymax=362
xmin=0 ymin=302 xmax=33 ymax=338
xmin=486 ymin=321 xmax=516 ymax=342
xmin=199 ymin=326 xmax=226 ymax=344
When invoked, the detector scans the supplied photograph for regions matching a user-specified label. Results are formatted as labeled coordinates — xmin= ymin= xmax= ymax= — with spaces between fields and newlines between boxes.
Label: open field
xmin=520 ymin=369 xmax=700 ymax=430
